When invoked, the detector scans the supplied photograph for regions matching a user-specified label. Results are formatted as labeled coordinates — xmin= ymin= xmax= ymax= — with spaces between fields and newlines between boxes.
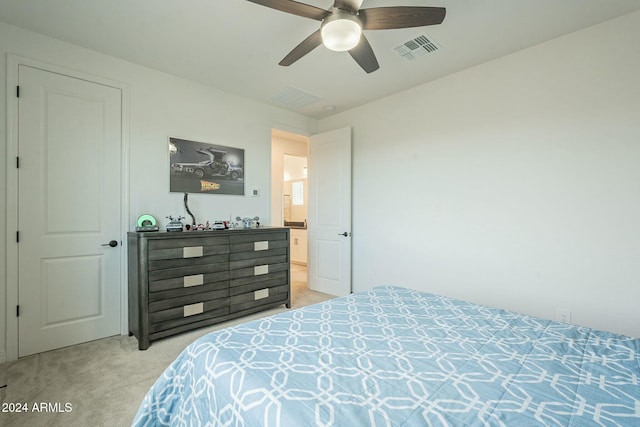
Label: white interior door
xmin=308 ymin=127 xmax=352 ymax=296
xmin=18 ymin=65 xmax=122 ymax=357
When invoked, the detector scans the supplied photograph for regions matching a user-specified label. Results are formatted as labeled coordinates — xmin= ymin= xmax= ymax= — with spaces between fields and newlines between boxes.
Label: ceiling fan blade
xmin=333 ymin=0 xmax=364 ymax=13
xmin=360 ymin=6 xmax=446 ymax=30
xmin=247 ymin=0 xmax=330 ymax=21
xmin=279 ymin=29 xmax=323 ymax=66
xmin=348 ymin=34 xmax=379 ymax=74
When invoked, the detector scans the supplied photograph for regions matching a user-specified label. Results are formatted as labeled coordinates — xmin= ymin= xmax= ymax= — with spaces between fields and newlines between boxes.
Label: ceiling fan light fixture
xmin=247 ymin=1 xmax=446 ymax=73
xmin=321 ymin=11 xmax=362 ymax=52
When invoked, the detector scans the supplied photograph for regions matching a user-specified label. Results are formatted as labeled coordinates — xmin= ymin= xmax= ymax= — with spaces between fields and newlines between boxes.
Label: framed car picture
xmin=169 ymin=137 xmax=244 ymax=195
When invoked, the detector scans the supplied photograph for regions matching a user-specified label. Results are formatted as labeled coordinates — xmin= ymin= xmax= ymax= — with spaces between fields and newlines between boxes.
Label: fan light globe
xmin=321 ymin=15 xmax=362 ymax=52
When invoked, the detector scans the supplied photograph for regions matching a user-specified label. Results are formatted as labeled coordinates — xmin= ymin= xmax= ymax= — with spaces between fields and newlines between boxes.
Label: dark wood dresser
xmin=127 ymin=228 xmax=290 ymax=350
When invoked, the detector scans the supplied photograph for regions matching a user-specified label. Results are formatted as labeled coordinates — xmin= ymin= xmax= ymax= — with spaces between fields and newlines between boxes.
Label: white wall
xmin=319 ymin=11 xmax=640 ymax=338
xmin=0 ymin=22 xmax=316 ymax=360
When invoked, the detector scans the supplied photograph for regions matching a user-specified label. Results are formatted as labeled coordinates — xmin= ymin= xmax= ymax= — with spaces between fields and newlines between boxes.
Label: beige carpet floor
xmin=0 ymin=265 xmax=332 ymax=427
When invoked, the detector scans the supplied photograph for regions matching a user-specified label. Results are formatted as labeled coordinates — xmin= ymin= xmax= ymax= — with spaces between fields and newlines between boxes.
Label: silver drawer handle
xmin=254 ymin=241 xmax=269 ymax=251
xmin=254 ymin=265 xmax=269 ymax=276
xmin=183 ymin=274 xmax=204 ymax=288
xmin=183 ymin=246 xmax=203 ymax=258
xmin=184 ymin=302 xmax=204 ymax=317
xmin=254 ymin=288 xmax=269 ymax=300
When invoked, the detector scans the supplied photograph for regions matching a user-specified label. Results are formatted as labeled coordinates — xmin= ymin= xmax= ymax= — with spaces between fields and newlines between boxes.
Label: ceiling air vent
xmin=394 ymin=34 xmax=440 ymax=61
xmin=269 ymin=86 xmax=321 ymax=110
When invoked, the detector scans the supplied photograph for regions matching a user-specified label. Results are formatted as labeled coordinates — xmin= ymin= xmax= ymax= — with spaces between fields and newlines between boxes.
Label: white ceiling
xmin=2 ymin=0 xmax=640 ymax=119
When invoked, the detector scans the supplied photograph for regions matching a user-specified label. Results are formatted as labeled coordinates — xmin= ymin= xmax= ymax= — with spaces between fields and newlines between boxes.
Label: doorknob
xmin=337 ymin=232 xmax=350 ymax=237
xmin=102 ymin=240 xmax=118 ymax=248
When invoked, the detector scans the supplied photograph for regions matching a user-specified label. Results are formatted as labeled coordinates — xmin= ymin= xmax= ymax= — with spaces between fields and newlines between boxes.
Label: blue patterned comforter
xmin=133 ymin=286 xmax=640 ymax=426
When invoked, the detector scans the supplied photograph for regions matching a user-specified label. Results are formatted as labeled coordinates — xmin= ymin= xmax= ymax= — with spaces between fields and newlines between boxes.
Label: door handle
xmin=102 ymin=240 xmax=118 ymax=248
xmin=337 ymin=232 xmax=351 ymax=237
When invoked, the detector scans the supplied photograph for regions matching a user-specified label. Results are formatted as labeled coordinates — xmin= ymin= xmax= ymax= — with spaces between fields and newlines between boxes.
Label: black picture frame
xmin=169 ymin=137 xmax=245 ymax=195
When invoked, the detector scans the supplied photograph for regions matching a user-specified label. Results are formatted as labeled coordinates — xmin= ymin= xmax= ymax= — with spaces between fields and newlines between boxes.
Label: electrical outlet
xmin=251 ymin=189 xmax=260 ymax=197
xmin=556 ymin=308 xmax=571 ymax=324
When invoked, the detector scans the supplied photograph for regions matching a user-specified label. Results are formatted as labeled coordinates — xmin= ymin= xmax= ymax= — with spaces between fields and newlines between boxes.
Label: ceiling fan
xmin=247 ymin=0 xmax=446 ymax=73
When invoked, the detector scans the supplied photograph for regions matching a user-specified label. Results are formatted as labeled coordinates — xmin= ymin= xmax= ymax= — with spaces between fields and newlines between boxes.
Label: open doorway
xmin=271 ymin=129 xmax=309 ymax=298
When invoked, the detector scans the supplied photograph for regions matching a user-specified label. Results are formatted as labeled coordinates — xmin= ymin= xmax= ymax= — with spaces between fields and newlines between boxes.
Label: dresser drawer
xmin=148 ymin=260 xmax=229 ymax=282
xmin=148 ymin=253 xmax=228 ymax=271
xmin=229 ymin=231 xmax=288 ymax=246
xmin=229 ymin=284 xmax=289 ymax=313
xmin=229 ymin=251 xmax=288 ymax=271
xmin=150 ymin=278 xmax=229 ymax=302
xmin=149 ymin=301 xmax=230 ymax=334
xmin=230 ymin=270 xmax=288 ymax=296
xmin=230 ymin=261 xmax=289 ymax=280
xmin=149 ymin=287 xmax=229 ymax=313
xmin=149 ymin=271 xmax=231 ymax=293
xmin=229 ymin=239 xmax=288 ymax=255
xmin=149 ymin=243 xmax=229 ymax=262
xmin=148 ymin=235 xmax=230 ymax=251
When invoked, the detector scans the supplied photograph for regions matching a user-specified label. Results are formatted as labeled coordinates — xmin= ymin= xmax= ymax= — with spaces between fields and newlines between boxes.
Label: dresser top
xmin=128 ymin=227 xmax=288 ymax=239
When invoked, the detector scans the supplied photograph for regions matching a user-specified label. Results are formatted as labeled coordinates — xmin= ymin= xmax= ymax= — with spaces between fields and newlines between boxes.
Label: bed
xmin=132 ymin=286 xmax=640 ymax=426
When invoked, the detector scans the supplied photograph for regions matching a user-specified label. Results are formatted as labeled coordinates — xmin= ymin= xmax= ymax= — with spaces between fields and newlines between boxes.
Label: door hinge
xmin=17 ymin=305 xmax=20 ymax=317
xmin=16 ymin=231 xmax=20 ymax=243
xmin=16 ymin=85 xmax=20 ymax=98
xmin=17 ymin=156 xmax=20 ymax=168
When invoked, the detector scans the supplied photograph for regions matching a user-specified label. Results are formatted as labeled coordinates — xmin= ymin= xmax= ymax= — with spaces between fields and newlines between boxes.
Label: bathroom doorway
xmin=271 ymin=129 xmax=309 ymax=299
xmin=283 ymin=154 xmax=308 ymax=266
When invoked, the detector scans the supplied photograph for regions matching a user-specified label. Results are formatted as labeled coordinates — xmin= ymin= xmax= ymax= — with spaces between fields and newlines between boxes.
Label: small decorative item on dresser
xmin=183 ymin=193 xmax=196 ymax=227
xmin=165 ymin=215 xmax=184 ymax=232
xmin=236 ymin=216 xmax=260 ymax=229
xmin=135 ymin=214 xmax=159 ymax=232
